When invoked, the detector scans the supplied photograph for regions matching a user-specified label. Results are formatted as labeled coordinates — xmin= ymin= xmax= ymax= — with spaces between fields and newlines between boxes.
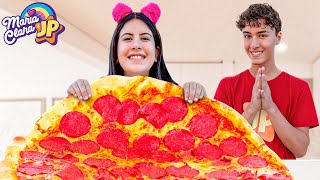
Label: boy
xmin=214 ymin=3 xmax=319 ymax=159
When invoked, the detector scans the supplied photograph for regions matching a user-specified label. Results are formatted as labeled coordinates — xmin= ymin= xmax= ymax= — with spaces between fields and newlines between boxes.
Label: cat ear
xmin=140 ymin=2 xmax=161 ymax=24
xmin=112 ymin=2 xmax=133 ymax=24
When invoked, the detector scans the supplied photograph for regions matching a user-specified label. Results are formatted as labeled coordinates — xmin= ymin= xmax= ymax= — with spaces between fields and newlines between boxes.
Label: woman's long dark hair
xmin=108 ymin=12 xmax=177 ymax=85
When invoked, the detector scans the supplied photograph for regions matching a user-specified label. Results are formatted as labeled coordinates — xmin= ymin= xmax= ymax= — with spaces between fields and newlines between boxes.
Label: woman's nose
xmin=132 ymin=39 xmax=141 ymax=50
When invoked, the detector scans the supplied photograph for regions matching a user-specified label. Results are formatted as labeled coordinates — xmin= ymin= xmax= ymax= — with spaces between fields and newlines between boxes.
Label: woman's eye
xmin=141 ymin=37 xmax=150 ymax=41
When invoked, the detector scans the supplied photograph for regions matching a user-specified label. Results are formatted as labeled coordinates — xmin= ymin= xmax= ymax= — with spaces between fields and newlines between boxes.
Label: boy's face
xmin=242 ymin=20 xmax=282 ymax=66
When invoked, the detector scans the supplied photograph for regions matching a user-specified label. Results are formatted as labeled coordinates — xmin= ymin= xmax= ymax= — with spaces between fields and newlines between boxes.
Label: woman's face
xmin=117 ymin=18 xmax=159 ymax=76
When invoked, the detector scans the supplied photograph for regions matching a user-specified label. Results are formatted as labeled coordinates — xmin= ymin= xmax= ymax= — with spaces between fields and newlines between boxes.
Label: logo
xmin=243 ymin=102 xmax=275 ymax=142
xmin=1 ymin=2 xmax=65 ymax=45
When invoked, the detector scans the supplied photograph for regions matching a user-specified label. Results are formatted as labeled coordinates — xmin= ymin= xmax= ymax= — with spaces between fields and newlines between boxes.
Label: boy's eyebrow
xmin=258 ymin=30 xmax=268 ymax=34
xmin=242 ymin=30 xmax=269 ymax=34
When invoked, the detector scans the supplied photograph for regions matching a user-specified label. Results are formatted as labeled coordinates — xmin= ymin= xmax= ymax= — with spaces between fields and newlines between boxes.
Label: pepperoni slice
xmin=93 ymin=95 xmax=122 ymax=123
xmin=59 ymin=111 xmax=91 ymax=137
xmin=166 ymin=165 xmax=199 ymax=178
xmin=127 ymin=148 xmax=176 ymax=163
xmin=238 ymin=155 xmax=268 ymax=168
xmin=220 ymin=136 xmax=247 ymax=157
xmin=97 ymin=128 xmax=128 ymax=152
xmin=133 ymin=134 xmax=161 ymax=152
xmin=59 ymin=154 xmax=79 ymax=163
xmin=139 ymin=103 xmax=168 ymax=129
xmin=179 ymin=150 xmax=193 ymax=160
xmin=240 ymin=170 xmax=257 ymax=179
xmin=127 ymin=148 xmax=145 ymax=159
xmin=46 ymin=154 xmax=79 ymax=163
xmin=188 ymin=113 xmax=219 ymax=139
xmin=259 ymin=173 xmax=292 ymax=180
xmin=149 ymin=150 xmax=176 ymax=162
xmin=20 ymin=151 xmax=46 ymax=161
xmin=110 ymin=167 xmax=142 ymax=179
xmin=193 ymin=142 xmax=223 ymax=160
xmin=96 ymin=169 xmax=115 ymax=179
xmin=160 ymin=97 xmax=188 ymax=123
xmin=134 ymin=162 xmax=167 ymax=179
xmin=207 ymin=170 xmax=239 ymax=179
xmin=57 ymin=164 xmax=84 ymax=180
xmin=164 ymin=129 xmax=195 ymax=152
xmin=212 ymin=157 xmax=232 ymax=166
xmin=39 ymin=137 xmax=70 ymax=152
xmin=83 ymin=157 xmax=116 ymax=169
xmin=220 ymin=116 xmax=235 ymax=131
xmin=117 ymin=99 xmax=140 ymax=125
xmin=112 ymin=149 xmax=127 ymax=159
xmin=68 ymin=140 xmax=100 ymax=155
xmin=17 ymin=162 xmax=50 ymax=175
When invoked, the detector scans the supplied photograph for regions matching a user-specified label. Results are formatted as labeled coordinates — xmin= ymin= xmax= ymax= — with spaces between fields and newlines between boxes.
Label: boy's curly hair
xmin=236 ymin=3 xmax=282 ymax=34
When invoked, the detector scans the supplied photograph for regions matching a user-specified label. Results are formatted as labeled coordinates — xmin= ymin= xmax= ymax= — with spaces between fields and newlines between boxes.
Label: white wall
xmin=313 ymin=58 xmax=320 ymax=116
xmin=166 ymin=62 xmax=231 ymax=98
xmin=305 ymin=58 xmax=320 ymax=159
xmin=0 ymin=34 xmax=105 ymax=99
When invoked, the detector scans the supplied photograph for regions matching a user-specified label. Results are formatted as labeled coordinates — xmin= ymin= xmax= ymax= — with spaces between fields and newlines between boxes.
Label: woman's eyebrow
xmin=120 ymin=33 xmax=133 ymax=38
xmin=140 ymin=33 xmax=152 ymax=37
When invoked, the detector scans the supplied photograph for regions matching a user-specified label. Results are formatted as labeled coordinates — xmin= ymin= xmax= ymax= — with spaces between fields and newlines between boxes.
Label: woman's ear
xmin=155 ymin=46 xmax=160 ymax=62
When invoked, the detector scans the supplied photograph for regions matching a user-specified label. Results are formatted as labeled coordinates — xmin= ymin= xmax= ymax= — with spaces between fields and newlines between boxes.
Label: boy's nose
xmin=251 ymin=38 xmax=260 ymax=48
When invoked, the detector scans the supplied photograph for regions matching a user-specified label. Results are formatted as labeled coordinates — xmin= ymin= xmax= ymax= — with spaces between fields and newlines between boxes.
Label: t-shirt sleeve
xmin=291 ymin=82 xmax=319 ymax=128
xmin=214 ymin=77 xmax=232 ymax=107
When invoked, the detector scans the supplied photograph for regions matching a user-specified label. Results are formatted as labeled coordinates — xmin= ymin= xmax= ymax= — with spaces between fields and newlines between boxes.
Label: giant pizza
xmin=0 ymin=75 xmax=292 ymax=179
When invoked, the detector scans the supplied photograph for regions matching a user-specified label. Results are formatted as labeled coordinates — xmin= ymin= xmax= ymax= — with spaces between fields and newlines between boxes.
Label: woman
xmin=68 ymin=2 xmax=206 ymax=103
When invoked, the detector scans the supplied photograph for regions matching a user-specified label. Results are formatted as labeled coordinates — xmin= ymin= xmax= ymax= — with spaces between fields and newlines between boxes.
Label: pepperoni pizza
xmin=0 ymin=75 xmax=292 ymax=179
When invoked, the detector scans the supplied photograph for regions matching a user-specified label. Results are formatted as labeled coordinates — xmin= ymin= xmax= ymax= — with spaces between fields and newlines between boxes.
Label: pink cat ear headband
xmin=112 ymin=2 xmax=161 ymax=24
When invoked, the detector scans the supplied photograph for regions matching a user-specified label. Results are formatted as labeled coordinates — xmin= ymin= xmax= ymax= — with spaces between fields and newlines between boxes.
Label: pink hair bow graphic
xmin=112 ymin=2 xmax=161 ymax=24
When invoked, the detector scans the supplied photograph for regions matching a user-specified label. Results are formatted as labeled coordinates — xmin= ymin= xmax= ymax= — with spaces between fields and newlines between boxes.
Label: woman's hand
xmin=183 ymin=81 xmax=207 ymax=104
xmin=67 ymin=79 xmax=92 ymax=100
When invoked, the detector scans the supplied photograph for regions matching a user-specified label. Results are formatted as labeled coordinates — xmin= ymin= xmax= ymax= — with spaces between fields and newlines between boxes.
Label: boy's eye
xmin=244 ymin=35 xmax=250 ymax=38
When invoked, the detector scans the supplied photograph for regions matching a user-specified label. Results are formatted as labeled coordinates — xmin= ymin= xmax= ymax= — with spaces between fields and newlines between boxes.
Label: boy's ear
xmin=276 ymin=31 xmax=282 ymax=45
